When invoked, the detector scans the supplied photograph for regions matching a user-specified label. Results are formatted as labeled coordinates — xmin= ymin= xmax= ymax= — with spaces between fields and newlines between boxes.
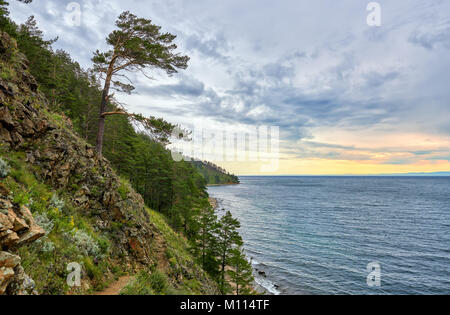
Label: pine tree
xmin=217 ymin=211 xmax=242 ymax=294
xmin=227 ymin=246 xmax=254 ymax=295
xmin=1 ymin=0 xmax=33 ymax=31
xmin=92 ymin=11 xmax=189 ymax=155
xmin=196 ymin=204 xmax=220 ymax=270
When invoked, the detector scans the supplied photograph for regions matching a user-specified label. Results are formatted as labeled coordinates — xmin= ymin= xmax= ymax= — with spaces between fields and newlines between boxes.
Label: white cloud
xmin=8 ymin=0 xmax=450 ymax=165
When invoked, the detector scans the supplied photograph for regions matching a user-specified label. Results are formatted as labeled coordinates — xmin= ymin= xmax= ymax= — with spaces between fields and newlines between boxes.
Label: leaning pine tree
xmin=92 ymin=11 xmax=190 ymax=155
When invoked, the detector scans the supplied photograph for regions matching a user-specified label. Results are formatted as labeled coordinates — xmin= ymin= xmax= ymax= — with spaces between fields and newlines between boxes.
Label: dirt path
xmin=153 ymin=233 xmax=169 ymax=271
xmin=94 ymin=276 xmax=133 ymax=296
xmin=94 ymin=232 xmax=168 ymax=295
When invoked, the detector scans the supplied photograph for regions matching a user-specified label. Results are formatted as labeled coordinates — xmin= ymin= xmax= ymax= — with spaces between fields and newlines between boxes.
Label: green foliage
xmin=120 ymin=270 xmax=171 ymax=295
xmin=92 ymin=11 xmax=189 ymax=82
xmin=118 ymin=178 xmax=131 ymax=200
xmin=49 ymin=193 xmax=65 ymax=212
xmin=192 ymin=160 xmax=240 ymax=185
xmin=192 ymin=205 xmax=221 ymax=276
xmin=92 ymin=11 xmax=190 ymax=153
xmin=227 ymin=246 xmax=254 ymax=295
xmin=70 ymin=229 xmax=104 ymax=259
xmin=147 ymin=270 xmax=169 ymax=294
xmin=83 ymin=257 xmax=102 ymax=281
xmin=120 ymin=271 xmax=155 ymax=295
xmin=217 ymin=211 xmax=243 ymax=294
xmin=0 ymin=150 xmax=113 ymax=294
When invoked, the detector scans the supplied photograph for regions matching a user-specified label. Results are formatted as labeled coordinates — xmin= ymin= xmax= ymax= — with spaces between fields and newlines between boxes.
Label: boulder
xmin=0 ymin=197 xmax=44 ymax=295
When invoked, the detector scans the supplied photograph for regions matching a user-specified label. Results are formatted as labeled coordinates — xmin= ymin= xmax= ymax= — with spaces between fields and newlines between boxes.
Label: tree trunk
xmin=95 ymin=65 xmax=114 ymax=155
xmin=236 ymin=263 xmax=239 ymax=295
xmin=221 ymin=251 xmax=226 ymax=293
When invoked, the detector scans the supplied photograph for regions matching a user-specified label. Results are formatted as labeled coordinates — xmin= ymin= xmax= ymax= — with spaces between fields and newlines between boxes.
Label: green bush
xmin=118 ymin=178 xmax=131 ymax=200
xmin=120 ymin=270 xmax=170 ymax=295
xmin=83 ymin=257 xmax=102 ymax=280
xmin=50 ymin=193 xmax=65 ymax=212
xmin=148 ymin=270 xmax=168 ymax=294
xmin=70 ymin=230 xmax=102 ymax=258
xmin=120 ymin=271 xmax=155 ymax=295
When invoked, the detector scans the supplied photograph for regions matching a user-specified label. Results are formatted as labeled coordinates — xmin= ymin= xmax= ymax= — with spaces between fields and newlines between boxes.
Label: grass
xmin=146 ymin=208 xmax=211 ymax=295
xmin=118 ymin=177 xmax=131 ymax=200
xmin=0 ymin=149 xmax=116 ymax=295
xmin=120 ymin=270 xmax=186 ymax=295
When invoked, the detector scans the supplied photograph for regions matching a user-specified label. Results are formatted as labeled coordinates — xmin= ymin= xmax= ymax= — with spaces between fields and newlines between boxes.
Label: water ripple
xmin=209 ymin=176 xmax=450 ymax=295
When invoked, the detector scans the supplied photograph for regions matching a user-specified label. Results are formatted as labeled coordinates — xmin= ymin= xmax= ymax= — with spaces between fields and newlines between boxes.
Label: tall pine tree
xmin=227 ymin=246 xmax=254 ymax=295
xmin=217 ymin=211 xmax=243 ymax=294
xmin=92 ymin=11 xmax=189 ymax=155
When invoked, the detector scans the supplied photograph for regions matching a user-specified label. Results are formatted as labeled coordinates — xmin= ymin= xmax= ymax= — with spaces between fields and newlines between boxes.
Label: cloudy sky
xmin=10 ymin=0 xmax=450 ymax=175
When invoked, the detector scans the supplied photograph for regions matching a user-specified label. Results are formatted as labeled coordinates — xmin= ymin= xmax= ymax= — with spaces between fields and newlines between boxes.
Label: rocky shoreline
xmin=208 ymin=197 xmax=219 ymax=210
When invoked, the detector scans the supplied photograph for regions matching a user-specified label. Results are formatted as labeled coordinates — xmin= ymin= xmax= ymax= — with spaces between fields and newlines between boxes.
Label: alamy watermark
xmin=367 ymin=2 xmax=381 ymax=27
xmin=367 ymin=262 xmax=381 ymax=287
xmin=67 ymin=262 xmax=81 ymax=287
xmin=170 ymin=125 xmax=280 ymax=173
xmin=65 ymin=2 xmax=81 ymax=27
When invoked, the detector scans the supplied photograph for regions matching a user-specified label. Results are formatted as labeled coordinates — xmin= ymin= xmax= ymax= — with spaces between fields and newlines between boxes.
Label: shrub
xmin=97 ymin=237 xmax=110 ymax=256
xmin=118 ymin=179 xmax=131 ymax=200
xmin=120 ymin=272 xmax=154 ymax=295
xmin=50 ymin=194 xmax=65 ymax=212
xmin=148 ymin=270 xmax=169 ymax=294
xmin=120 ymin=270 xmax=170 ymax=295
xmin=33 ymin=212 xmax=54 ymax=235
xmin=41 ymin=241 xmax=55 ymax=253
xmin=0 ymin=157 xmax=10 ymax=177
xmin=71 ymin=230 xmax=102 ymax=258
xmin=83 ymin=257 xmax=102 ymax=280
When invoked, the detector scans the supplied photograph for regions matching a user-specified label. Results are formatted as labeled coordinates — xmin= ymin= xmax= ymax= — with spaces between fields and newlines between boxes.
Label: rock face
xmin=0 ymin=32 xmax=218 ymax=294
xmin=0 ymin=198 xmax=46 ymax=250
xmin=0 ymin=30 xmax=157 ymax=269
xmin=0 ymin=198 xmax=45 ymax=295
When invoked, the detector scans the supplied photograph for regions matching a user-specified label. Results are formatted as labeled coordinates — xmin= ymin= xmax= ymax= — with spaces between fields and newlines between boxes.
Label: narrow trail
xmin=94 ymin=232 xmax=168 ymax=295
xmin=153 ymin=232 xmax=169 ymax=271
xmin=94 ymin=276 xmax=133 ymax=296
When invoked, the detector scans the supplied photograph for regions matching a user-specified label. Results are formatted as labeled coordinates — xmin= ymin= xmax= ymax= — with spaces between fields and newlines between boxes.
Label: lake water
xmin=208 ymin=176 xmax=450 ymax=295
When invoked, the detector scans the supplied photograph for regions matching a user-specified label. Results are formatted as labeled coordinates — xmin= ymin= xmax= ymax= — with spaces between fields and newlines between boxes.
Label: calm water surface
xmin=208 ymin=176 xmax=450 ymax=295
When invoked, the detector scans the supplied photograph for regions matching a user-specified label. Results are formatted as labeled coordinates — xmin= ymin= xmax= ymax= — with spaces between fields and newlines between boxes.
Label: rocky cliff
xmin=0 ymin=31 xmax=218 ymax=295
xmin=0 ymin=197 xmax=45 ymax=294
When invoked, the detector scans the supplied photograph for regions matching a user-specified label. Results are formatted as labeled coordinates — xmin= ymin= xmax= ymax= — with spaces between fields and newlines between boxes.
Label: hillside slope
xmin=191 ymin=160 xmax=240 ymax=185
xmin=0 ymin=31 xmax=218 ymax=295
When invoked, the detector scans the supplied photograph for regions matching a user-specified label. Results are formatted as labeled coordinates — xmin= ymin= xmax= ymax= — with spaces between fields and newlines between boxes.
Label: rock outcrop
xmin=0 ymin=197 xmax=45 ymax=294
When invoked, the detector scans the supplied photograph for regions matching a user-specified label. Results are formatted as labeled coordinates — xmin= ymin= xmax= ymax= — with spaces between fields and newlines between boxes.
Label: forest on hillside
xmin=191 ymin=161 xmax=240 ymax=185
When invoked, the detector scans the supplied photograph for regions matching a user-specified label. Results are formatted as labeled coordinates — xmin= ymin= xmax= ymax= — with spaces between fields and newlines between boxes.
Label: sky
xmin=9 ymin=0 xmax=450 ymax=175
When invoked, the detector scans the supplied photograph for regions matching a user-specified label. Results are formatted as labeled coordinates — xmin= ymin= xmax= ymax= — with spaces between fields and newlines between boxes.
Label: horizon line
xmin=236 ymin=171 xmax=450 ymax=177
